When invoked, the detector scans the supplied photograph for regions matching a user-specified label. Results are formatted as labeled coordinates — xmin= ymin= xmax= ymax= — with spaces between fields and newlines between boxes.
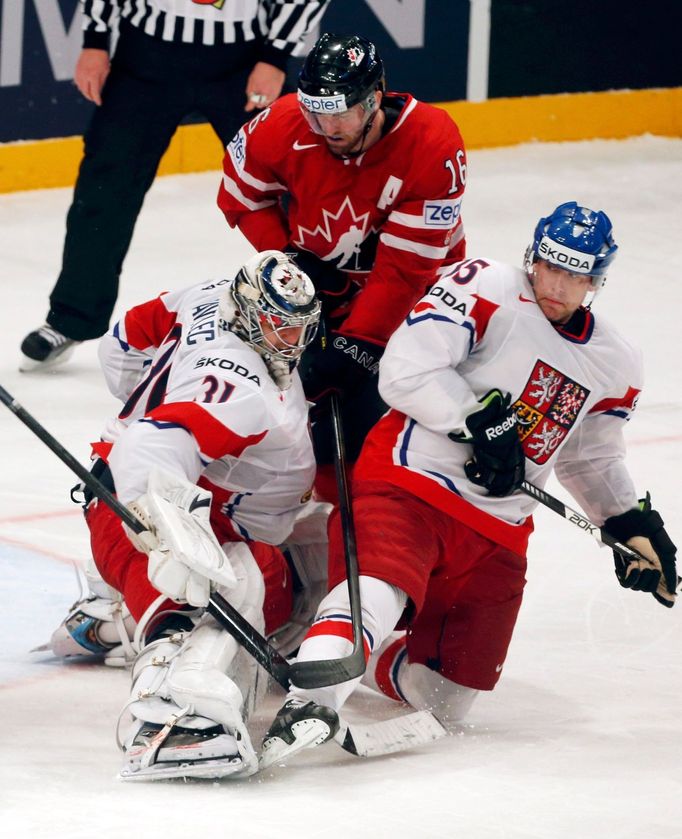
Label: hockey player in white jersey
xmin=52 ymin=251 xmax=323 ymax=779
xmin=258 ymin=202 xmax=678 ymax=767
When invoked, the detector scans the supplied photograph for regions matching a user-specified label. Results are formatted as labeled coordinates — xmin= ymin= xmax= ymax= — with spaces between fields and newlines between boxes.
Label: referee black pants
xmin=47 ymin=22 xmax=260 ymax=341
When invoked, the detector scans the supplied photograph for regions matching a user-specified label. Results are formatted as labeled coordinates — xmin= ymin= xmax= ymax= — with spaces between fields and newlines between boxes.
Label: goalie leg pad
xmin=119 ymin=619 xmax=259 ymax=780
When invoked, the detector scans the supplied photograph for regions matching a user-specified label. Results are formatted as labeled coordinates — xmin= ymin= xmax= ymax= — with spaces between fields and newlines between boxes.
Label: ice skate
xmin=117 ymin=620 xmax=260 ymax=781
xmin=260 ymin=698 xmax=339 ymax=768
xmin=119 ymin=718 xmax=246 ymax=781
xmin=19 ymin=324 xmax=79 ymax=372
xmin=35 ymin=590 xmax=137 ymax=667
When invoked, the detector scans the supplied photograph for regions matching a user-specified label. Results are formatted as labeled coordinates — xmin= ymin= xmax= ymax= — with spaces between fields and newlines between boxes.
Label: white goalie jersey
xmin=356 ymin=258 xmax=643 ymax=556
xmin=98 ymin=278 xmax=316 ymax=545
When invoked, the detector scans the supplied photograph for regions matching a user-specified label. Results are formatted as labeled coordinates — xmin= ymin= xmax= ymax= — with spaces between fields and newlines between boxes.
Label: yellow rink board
xmin=1 ymin=86 xmax=680 ymax=194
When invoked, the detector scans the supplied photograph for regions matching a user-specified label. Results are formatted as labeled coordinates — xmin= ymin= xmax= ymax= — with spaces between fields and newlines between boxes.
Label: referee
xmin=20 ymin=0 xmax=330 ymax=371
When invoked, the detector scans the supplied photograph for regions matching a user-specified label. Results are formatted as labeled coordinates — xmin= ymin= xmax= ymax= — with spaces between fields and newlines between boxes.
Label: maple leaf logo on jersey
xmin=513 ymin=359 xmax=590 ymax=464
xmin=294 ymin=197 xmax=378 ymax=271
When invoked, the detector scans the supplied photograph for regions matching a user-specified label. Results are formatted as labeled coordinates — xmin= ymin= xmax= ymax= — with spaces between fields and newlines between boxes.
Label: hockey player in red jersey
xmin=50 ymin=251 xmax=324 ymax=780
xmin=256 ymin=202 xmax=679 ymax=767
xmin=218 ymin=32 xmax=467 ymax=496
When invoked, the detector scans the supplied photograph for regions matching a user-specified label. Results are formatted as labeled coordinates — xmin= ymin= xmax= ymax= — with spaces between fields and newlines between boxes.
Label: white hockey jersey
xmin=98 ymin=278 xmax=316 ymax=546
xmin=356 ymin=258 xmax=643 ymax=555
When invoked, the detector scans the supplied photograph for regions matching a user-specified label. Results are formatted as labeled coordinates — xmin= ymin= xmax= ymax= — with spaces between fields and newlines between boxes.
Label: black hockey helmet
xmin=298 ymin=33 xmax=385 ymax=112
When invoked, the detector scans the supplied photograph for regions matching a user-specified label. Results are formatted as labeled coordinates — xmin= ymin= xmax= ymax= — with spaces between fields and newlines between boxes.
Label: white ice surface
xmin=0 ymin=136 xmax=681 ymax=838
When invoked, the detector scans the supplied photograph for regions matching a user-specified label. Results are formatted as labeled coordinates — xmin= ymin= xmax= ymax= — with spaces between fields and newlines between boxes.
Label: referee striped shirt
xmin=81 ymin=0 xmax=330 ymax=67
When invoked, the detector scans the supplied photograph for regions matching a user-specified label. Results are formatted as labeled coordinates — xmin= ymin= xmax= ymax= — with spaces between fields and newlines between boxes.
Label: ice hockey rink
xmin=1 ymin=135 xmax=681 ymax=839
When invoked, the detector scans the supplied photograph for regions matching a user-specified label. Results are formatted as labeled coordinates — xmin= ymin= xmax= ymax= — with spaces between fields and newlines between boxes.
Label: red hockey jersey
xmin=218 ymin=93 xmax=467 ymax=343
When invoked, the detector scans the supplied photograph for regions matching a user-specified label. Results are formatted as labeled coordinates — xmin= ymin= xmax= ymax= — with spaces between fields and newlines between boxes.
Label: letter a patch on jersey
xmin=513 ymin=360 xmax=590 ymax=464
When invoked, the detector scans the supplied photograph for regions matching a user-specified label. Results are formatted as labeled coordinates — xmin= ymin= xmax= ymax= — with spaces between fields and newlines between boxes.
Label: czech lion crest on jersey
xmin=514 ymin=360 xmax=590 ymax=464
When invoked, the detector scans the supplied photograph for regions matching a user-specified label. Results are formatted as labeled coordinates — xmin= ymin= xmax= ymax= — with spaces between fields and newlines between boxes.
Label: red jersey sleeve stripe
xmin=588 ymin=386 xmax=640 ymax=415
xmin=147 ymin=402 xmax=267 ymax=460
xmin=124 ymin=296 xmax=178 ymax=351
xmin=470 ymin=294 xmax=499 ymax=342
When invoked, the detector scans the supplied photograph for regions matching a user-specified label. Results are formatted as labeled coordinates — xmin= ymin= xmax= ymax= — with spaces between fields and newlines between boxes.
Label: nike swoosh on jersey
xmin=518 ymin=293 xmax=536 ymax=303
xmin=293 ymin=140 xmax=320 ymax=151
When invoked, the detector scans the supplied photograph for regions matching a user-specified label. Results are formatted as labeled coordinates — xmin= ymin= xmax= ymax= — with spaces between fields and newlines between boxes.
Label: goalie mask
xmin=297 ymin=33 xmax=385 ymax=138
xmin=226 ymin=251 xmax=320 ymax=383
xmin=525 ymin=201 xmax=618 ymax=290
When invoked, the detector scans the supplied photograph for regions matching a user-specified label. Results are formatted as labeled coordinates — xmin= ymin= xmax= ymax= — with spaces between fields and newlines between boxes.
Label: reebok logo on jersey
xmin=293 ymin=140 xmax=319 ymax=151
xmin=484 ymin=413 xmax=517 ymax=441
xmin=194 ymin=357 xmax=261 ymax=385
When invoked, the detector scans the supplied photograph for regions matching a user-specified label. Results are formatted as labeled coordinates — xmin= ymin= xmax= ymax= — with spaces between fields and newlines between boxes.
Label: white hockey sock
xmin=287 ymin=576 xmax=406 ymax=711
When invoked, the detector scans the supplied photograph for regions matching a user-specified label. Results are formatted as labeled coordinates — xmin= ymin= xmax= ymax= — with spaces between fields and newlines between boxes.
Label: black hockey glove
xmin=604 ymin=493 xmax=678 ymax=608
xmin=449 ymin=389 xmax=525 ymax=497
xmin=299 ymin=329 xmax=384 ymax=409
xmin=284 ymin=246 xmax=353 ymax=310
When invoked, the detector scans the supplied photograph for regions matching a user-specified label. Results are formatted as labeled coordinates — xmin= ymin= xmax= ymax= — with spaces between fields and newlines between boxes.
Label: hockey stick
xmin=287 ymin=393 xmax=367 ymax=688
xmin=335 ymin=709 xmax=447 ymax=758
xmin=1 ymin=385 xmax=436 ymax=757
xmin=521 ymin=480 xmax=652 ymax=559
xmin=0 ymin=384 xmax=356 ymax=690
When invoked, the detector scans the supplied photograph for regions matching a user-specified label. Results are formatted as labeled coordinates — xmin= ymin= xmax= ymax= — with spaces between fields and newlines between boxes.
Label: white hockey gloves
xmin=127 ymin=468 xmax=238 ymax=608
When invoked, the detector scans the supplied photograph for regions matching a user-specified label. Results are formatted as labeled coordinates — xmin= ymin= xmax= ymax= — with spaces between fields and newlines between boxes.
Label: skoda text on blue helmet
xmin=297 ymin=33 xmax=385 ymax=136
xmin=526 ymin=201 xmax=618 ymax=289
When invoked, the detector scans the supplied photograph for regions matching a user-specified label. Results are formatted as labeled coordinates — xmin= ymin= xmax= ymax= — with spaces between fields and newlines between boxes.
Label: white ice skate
xmin=34 ymin=565 xmax=137 ymax=667
xmin=117 ymin=620 xmax=259 ymax=781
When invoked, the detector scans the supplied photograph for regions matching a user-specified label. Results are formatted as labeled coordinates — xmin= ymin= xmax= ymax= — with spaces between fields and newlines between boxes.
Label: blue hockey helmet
xmin=526 ymin=201 xmax=618 ymax=287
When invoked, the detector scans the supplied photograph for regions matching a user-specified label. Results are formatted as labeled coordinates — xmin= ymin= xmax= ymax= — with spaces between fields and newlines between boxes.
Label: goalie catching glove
xmin=449 ymin=389 xmax=525 ymax=497
xmin=127 ymin=468 xmax=238 ymax=608
xmin=604 ymin=493 xmax=678 ymax=608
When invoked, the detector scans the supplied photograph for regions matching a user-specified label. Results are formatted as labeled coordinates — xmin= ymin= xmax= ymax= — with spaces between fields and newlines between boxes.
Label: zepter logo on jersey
xmin=227 ymin=127 xmax=247 ymax=174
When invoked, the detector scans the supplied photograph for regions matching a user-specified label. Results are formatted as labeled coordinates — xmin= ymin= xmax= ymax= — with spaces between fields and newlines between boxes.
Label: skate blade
xmin=19 ymin=344 xmax=77 ymax=374
xmin=118 ymin=755 xmax=246 ymax=782
xmin=260 ymin=718 xmax=332 ymax=769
